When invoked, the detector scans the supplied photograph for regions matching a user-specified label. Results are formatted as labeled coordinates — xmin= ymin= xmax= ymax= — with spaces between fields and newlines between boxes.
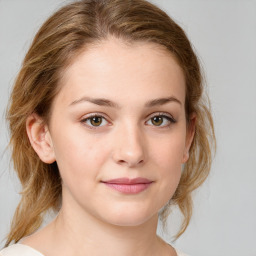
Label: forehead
xmin=57 ymin=37 xmax=186 ymax=106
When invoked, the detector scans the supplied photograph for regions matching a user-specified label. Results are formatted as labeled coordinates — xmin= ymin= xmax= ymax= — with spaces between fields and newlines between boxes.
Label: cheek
xmin=150 ymin=130 xmax=186 ymax=170
xmin=148 ymin=129 xmax=186 ymax=199
xmin=51 ymin=126 xmax=110 ymax=186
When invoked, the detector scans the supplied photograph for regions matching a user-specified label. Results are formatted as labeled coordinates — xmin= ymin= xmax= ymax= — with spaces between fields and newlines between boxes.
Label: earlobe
xmin=26 ymin=114 xmax=56 ymax=164
xmin=182 ymin=114 xmax=196 ymax=163
xmin=182 ymin=151 xmax=189 ymax=163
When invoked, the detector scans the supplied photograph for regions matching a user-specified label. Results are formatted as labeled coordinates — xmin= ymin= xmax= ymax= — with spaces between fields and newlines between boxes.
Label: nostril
xmin=112 ymin=134 xmax=146 ymax=167
xmin=138 ymin=159 xmax=144 ymax=165
xmin=117 ymin=158 xmax=144 ymax=168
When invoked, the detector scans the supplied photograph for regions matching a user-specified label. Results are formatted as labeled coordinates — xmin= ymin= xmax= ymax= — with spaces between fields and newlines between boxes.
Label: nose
xmin=112 ymin=124 xmax=146 ymax=168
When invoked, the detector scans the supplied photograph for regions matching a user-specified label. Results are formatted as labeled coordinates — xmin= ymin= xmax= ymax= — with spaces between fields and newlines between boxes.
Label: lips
xmin=101 ymin=177 xmax=153 ymax=194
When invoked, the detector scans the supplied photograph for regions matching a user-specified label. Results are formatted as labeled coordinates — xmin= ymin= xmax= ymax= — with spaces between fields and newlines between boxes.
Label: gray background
xmin=0 ymin=0 xmax=256 ymax=255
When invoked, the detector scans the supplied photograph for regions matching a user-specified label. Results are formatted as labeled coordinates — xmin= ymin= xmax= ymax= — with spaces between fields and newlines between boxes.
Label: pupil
xmin=91 ymin=117 xmax=102 ymax=126
xmin=152 ymin=116 xmax=163 ymax=126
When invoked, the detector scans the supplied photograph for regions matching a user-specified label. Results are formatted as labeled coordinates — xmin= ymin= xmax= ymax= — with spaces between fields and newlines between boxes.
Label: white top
xmin=0 ymin=245 xmax=44 ymax=256
xmin=0 ymin=244 xmax=190 ymax=256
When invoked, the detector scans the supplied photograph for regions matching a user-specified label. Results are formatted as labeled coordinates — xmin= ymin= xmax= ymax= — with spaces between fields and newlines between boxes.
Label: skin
xmin=25 ymin=37 xmax=195 ymax=256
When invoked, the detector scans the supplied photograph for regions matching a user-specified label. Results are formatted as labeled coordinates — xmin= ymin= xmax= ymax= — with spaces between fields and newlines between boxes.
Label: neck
xmin=28 ymin=188 xmax=175 ymax=256
xmin=45 ymin=189 xmax=171 ymax=256
xmin=51 ymin=208 xmax=164 ymax=256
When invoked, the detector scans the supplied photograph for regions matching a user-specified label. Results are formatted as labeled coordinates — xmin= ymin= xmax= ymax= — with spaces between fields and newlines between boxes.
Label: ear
xmin=182 ymin=113 xmax=196 ymax=163
xmin=26 ymin=113 xmax=56 ymax=164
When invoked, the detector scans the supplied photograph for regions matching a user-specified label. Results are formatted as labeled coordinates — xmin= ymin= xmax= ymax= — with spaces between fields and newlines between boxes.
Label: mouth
xmin=101 ymin=177 xmax=153 ymax=194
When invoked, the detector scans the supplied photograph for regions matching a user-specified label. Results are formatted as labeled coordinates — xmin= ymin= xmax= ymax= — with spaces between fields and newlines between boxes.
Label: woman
xmin=1 ymin=0 xmax=215 ymax=255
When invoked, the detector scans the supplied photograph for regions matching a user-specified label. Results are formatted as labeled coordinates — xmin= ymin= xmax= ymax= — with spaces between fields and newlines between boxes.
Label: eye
xmin=81 ymin=112 xmax=175 ymax=129
xmin=81 ymin=114 xmax=109 ymax=129
xmin=146 ymin=113 xmax=176 ymax=127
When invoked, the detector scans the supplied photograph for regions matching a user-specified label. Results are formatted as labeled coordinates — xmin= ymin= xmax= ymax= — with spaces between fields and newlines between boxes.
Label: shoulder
xmin=175 ymin=248 xmax=190 ymax=256
xmin=0 ymin=244 xmax=44 ymax=256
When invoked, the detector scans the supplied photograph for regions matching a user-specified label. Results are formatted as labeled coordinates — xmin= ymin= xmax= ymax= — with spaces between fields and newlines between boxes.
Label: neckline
xmin=13 ymin=244 xmax=44 ymax=256
xmin=7 ymin=243 xmax=185 ymax=256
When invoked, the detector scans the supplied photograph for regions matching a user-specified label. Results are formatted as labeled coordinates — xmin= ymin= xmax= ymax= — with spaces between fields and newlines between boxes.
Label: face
xmin=28 ymin=37 xmax=194 ymax=227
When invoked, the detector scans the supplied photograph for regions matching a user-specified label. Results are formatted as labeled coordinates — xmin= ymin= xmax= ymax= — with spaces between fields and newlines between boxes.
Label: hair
xmin=5 ymin=0 xmax=215 ymax=246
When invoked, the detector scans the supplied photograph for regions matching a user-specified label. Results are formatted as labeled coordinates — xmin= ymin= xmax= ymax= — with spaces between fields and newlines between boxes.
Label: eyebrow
xmin=69 ymin=96 xmax=182 ymax=108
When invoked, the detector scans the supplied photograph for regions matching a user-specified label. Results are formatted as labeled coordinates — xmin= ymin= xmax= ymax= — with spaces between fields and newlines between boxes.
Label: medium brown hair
xmin=6 ymin=0 xmax=215 ymax=246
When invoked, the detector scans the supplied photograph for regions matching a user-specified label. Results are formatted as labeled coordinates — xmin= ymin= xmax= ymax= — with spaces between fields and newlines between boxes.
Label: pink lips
xmin=101 ymin=178 xmax=153 ymax=194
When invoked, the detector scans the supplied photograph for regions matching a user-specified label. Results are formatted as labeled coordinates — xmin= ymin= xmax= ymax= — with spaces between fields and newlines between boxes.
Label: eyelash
xmin=80 ymin=112 xmax=176 ymax=130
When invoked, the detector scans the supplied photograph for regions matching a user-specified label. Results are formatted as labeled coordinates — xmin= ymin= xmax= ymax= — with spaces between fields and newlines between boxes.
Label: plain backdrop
xmin=0 ymin=1 xmax=256 ymax=255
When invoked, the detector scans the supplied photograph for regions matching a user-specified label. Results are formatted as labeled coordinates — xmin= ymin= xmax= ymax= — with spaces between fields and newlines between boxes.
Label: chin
xmin=97 ymin=204 xmax=159 ymax=227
